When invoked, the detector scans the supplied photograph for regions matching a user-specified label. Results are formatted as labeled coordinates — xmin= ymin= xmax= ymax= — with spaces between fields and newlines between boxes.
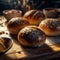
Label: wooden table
xmin=0 ymin=16 xmax=60 ymax=60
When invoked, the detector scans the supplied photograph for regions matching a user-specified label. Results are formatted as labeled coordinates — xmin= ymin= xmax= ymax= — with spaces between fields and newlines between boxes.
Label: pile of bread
xmin=3 ymin=9 xmax=60 ymax=47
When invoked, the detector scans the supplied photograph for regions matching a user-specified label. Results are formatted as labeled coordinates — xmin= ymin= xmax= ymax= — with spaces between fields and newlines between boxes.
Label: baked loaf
xmin=39 ymin=18 xmax=60 ymax=36
xmin=43 ymin=8 xmax=59 ymax=18
xmin=23 ymin=10 xmax=45 ymax=25
xmin=3 ymin=9 xmax=22 ymax=22
xmin=18 ymin=26 xmax=46 ymax=47
xmin=7 ymin=17 xmax=30 ymax=35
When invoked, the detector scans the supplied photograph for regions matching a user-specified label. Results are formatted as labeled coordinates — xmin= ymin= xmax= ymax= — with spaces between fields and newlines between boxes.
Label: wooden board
xmin=0 ymin=16 xmax=60 ymax=60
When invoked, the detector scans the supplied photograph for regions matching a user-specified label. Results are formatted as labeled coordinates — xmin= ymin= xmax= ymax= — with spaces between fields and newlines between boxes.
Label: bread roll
xmin=3 ymin=9 xmax=22 ymax=22
xmin=18 ymin=26 xmax=46 ymax=47
xmin=43 ymin=8 xmax=60 ymax=18
xmin=39 ymin=18 xmax=60 ymax=36
xmin=23 ymin=10 xmax=45 ymax=25
xmin=7 ymin=17 xmax=30 ymax=35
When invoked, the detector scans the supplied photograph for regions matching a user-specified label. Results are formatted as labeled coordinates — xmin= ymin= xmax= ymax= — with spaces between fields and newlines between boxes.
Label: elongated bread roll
xmin=39 ymin=18 xmax=60 ymax=36
xmin=18 ymin=26 xmax=46 ymax=47
xmin=7 ymin=17 xmax=30 ymax=35
xmin=23 ymin=10 xmax=45 ymax=25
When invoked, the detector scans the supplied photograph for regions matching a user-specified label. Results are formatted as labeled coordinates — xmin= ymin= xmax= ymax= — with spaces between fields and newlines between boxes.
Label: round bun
xmin=43 ymin=8 xmax=59 ymax=18
xmin=23 ymin=10 xmax=45 ymax=25
xmin=7 ymin=17 xmax=30 ymax=35
xmin=18 ymin=26 xmax=46 ymax=47
xmin=39 ymin=18 xmax=60 ymax=36
xmin=3 ymin=9 xmax=22 ymax=22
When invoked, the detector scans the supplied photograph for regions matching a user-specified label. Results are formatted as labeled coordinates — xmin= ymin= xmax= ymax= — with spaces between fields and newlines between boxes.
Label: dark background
xmin=0 ymin=0 xmax=60 ymax=14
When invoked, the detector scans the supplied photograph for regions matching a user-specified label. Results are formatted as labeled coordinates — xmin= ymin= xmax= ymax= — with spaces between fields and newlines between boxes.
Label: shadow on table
xmin=21 ymin=43 xmax=54 ymax=55
xmin=0 ymin=43 xmax=60 ymax=60
xmin=0 ymin=43 xmax=53 ymax=60
xmin=0 ymin=54 xmax=16 ymax=60
xmin=17 ymin=43 xmax=60 ymax=60
xmin=9 ymin=34 xmax=20 ymax=45
xmin=47 ymin=35 xmax=60 ymax=47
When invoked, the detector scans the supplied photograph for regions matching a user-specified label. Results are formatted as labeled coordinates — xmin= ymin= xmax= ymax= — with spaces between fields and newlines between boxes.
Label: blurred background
xmin=0 ymin=0 xmax=60 ymax=14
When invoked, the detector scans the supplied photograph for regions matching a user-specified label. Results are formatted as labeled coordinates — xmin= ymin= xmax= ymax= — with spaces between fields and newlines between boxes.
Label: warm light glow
xmin=45 ymin=38 xmax=60 ymax=51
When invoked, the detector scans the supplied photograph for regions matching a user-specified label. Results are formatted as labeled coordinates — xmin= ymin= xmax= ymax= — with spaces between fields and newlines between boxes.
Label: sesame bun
xmin=7 ymin=17 xmax=30 ymax=35
xmin=39 ymin=18 xmax=60 ymax=36
xmin=18 ymin=26 xmax=46 ymax=47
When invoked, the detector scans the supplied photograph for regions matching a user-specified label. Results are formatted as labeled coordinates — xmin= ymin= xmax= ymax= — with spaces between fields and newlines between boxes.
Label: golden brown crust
xmin=18 ymin=26 xmax=46 ymax=47
xmin=23 ymin=10 xmax=45 ymax=25
xmin=39 ymin=18 xmax=60 ymax=36
xmin=32 ymin=11 xmax=44 ymax=20
xmin=7 ymin=17 xmax=30 ymax=35
xmin=24 ymin=10 xmax=37 ymax=19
